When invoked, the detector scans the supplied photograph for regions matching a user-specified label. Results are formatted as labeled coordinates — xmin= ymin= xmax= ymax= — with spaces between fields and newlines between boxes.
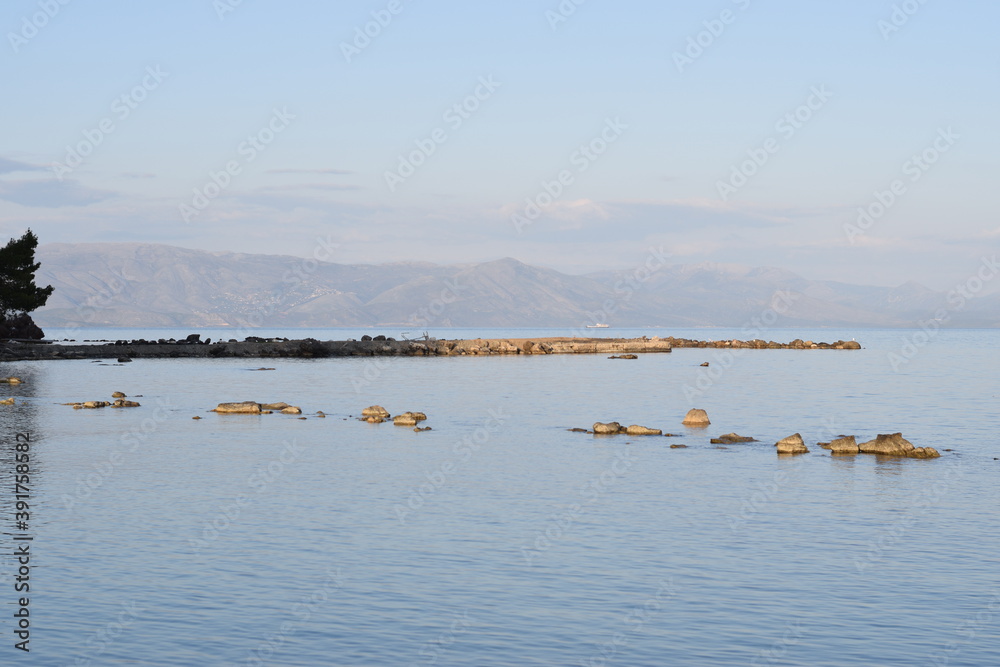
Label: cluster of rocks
xmin=572 ymin=408 xmax=942 ymax=460
xmin=661 ymin=337 xmax=861 ymax=350
xmin=816 ymin=433 xmax=940 ymax=459
xmin=592 ymin=422 xmax=664 ymax=436
xmin=212 ymin=401 xmax=303 ymax=415
xmin=360 ymin=405 xmax=431 ymax=431
xmin=67 ymin=391 xmax=141 ymax=410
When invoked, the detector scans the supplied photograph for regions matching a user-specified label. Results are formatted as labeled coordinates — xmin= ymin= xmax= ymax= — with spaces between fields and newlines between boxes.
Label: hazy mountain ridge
xmin=32 ymin=243 xmax=999 ymax=329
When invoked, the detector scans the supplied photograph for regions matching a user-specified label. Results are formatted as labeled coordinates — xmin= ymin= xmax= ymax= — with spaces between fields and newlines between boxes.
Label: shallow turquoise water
xmin=1 ymin=329 xmax=998 ymax=665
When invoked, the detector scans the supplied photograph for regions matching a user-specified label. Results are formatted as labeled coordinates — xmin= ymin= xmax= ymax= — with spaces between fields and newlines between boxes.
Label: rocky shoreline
xmin=0 ymin=334 xmax=862 ymax=361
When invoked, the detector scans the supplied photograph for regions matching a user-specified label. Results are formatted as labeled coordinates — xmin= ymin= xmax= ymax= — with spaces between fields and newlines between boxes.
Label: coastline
xmin=0 ymin=335 xmax=861 ymax=361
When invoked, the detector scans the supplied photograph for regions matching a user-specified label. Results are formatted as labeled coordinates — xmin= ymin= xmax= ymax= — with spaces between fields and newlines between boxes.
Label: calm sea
xmin=1 ymin=327 xmax=997 ymax=666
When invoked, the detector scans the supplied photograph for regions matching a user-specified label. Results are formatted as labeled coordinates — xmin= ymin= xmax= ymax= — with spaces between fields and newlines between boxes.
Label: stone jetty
xmin=0 ymin=334 xmax=862 ymax=361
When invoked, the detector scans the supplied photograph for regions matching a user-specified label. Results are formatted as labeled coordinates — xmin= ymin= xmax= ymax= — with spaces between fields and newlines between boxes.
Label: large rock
xmin=682 ymin=409 xmax=710 ymax=426
xmin=261 ymin=402 xmax=290 ymax=411
xmin=362 ymin=405 xmax=390 ymax=418
xmin=593 ymin=421 xmax=623 ymax=434
xmin=711 ymin=433 xmax=755 ymax=444
xmin=393 ymin=412 xmax=419 ymax=426
xmin=858 ymin=433 xmax=940 ymax=458
xmin=829 ymin=436 xmax=859 ymax=455
xmin=213 ymin=401 xmax=262 ymax=414
xmin=858 ymin=433 xmax=914 ymax=456
xmin=775 ymin=433 xmax=809 ymax=455
xmin=626 ymin=424 xmax=662 ymax=436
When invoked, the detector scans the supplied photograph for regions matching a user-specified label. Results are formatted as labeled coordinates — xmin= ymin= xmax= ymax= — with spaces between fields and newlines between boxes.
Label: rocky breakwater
xmin=3 ymin=334 xmax=865 ymax=361
xmin=663 ymin=337 xmax=861 ymax=350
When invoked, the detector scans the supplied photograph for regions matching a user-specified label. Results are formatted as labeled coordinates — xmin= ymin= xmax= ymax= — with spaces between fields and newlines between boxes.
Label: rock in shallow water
xmin=711 ymin=433 xmax=756 ymax=444
xmin=213 ymin=401 xmax=261 ymax=414
xmin=593 ymin=421 xmax=623 ymax=434
xmin=682 ymin=409 xmax=710 ymax=426
xmin=626 ymin=425 xmax=662 ymax=436
xmin=829 ymin=436 xmax=859 ymax=455
xmin=775 ymin=433 xmax=809 ymax=455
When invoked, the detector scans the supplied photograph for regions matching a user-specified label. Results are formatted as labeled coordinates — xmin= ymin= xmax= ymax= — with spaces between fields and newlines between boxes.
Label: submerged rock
xmin=362 ymin=405 xmax=390 ymax=419
xmin=626 ymin=424 xmax=662 ymax=436
xmin=111 ymin=399 xmax=140 ymax=408
xmin=261 ymin=402 xmax=290 ymax=411
xmin=1 ymin=377 xmax=23 ymax=384
xmin=213 ymin=401 xmax=262 ymax=414
xmin=608 ymin=354 xmax=639 ymax=360
xmin=669 ymin=444 xmax=688 ymax=449
xmin=711 ymin=433 xmax=756 ymax=444
xmin=281 ymin=406 xmax=302 ymax=414
xmin=682 ymin=409 xmax=710 ymax=426
xmin=775 ymin=433 xmax=809 ymax=455
xmin=0 ymin=397 xmax=14 ymax=405
xmin=593 ymin=421 xmax=623 ymax=434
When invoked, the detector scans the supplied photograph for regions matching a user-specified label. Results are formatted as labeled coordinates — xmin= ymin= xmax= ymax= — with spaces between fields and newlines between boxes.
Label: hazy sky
xmin=1 ymin=1 xmax=997 ymax=290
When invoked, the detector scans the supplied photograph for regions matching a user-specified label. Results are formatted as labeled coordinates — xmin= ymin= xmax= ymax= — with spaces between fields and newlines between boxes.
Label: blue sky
xmin=0 ymin=0 xmax=997 ymax=290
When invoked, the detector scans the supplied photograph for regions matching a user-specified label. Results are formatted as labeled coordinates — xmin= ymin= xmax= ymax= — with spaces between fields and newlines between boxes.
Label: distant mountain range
xmin=32 ymin=243 xmax=1000 ymax=329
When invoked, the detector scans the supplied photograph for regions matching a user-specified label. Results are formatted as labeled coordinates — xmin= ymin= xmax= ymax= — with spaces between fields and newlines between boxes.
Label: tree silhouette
xmin=0 ymin=229 xmax=54 ymax=320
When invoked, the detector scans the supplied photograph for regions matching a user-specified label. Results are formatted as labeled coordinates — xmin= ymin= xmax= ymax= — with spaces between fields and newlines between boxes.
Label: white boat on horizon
xmin=586 ymin=323 xmax=610 ymax=328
